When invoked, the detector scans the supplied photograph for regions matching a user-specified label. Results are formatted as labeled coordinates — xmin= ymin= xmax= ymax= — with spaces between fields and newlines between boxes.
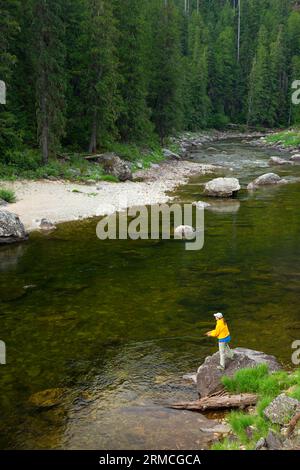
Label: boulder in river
xmin=290 ymin=153 xmax=300 ymax=162
xmin=247 ymin=173 xmax=287 ymax=190
xmin=174 ymin=225 xmax=195 ymax=239
xmin=0 ymin=211 xmax=28 ymax=244
xmin=263 ymin=393 xmax=300 ymax=425
xmin=204 ymin=177 xmax=241 ymax=198
xmin=269 ymin=156 xmax=293 ymax=166
xmin=196 ymin=348 xmax=282 ymax=398
xmin=98 ymin=153 xmax=132 ymax=181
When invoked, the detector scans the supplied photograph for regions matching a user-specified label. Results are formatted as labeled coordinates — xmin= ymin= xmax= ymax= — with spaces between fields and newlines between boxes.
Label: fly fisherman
xmin=205 ymin=312 xmax=234 ymax=371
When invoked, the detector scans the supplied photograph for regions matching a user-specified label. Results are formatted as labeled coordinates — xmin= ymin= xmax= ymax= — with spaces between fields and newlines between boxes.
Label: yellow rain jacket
xmin=208 ymin=319 xmax=230 ymax=341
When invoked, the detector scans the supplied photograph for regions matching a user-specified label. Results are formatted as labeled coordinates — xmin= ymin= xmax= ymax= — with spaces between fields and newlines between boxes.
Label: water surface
xmin=0 ymin=140 xmax=300 ymax=449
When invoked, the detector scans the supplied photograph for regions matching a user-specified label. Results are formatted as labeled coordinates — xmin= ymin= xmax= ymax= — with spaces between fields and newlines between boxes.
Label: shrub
xmin=0 ymin=188 xmax=16 ymax=203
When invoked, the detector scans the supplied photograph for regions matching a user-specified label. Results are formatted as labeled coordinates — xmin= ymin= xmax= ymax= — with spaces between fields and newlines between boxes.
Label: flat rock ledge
xmin=196 ymin=348 xmax=282 ymax=398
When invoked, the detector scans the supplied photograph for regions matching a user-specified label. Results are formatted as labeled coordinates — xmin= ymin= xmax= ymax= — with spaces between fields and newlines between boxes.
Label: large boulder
xmin=290 ymin=153 xmax=300 ymax=162
xmin=196 ymin=348 xmax=282 ymax=398
xmin=0 ymin=211 xmax=28 ymax=244
xmin=263 ymin=394 xmax=300 ymax=425
xmin=247 ymin=173 xmax=287 ymax=190
xmin=203 ymin=177 xmax=241 ymax=198
xmin=98 ymin=153 xmax=132 ymax=181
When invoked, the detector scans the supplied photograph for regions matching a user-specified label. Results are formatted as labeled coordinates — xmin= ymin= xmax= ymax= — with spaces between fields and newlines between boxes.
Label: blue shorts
xmin=219 ymin=335 xmax=231 ymax=344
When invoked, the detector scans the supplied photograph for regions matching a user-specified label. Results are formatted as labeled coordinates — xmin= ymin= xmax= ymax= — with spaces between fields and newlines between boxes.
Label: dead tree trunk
xmin=89 ymin=109 xmax=98 ymax=153
xmin=170 ymin=393 xmax=258 ymax=411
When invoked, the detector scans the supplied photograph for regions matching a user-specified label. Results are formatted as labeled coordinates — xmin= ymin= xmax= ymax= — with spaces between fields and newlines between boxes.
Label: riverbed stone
xmin=203 ymin=177 xmax=241 ymax=198
xmin=269 ymin=156 xmax=293 ymax=166
xmin=290 ymin=154 xmax=300 ymax=162
xmin=196 ymin=348 xmax=282 ymax=398
xmin=39 ymin=218 xmax=57 ymax=231
xmin=263 ymin=394 xmax=300 ymax=425
xmin=247 ymin=173 xmax=287 ymax=190
xmin=0 ymin=210 xmax=28 ymax=244
xmin=29 ymin=388 xmax=67 ymax=408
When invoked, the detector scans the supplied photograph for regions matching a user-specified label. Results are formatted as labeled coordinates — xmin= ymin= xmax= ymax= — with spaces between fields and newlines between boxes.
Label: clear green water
xmin=0 ymin=140 xmax=300 ymax=449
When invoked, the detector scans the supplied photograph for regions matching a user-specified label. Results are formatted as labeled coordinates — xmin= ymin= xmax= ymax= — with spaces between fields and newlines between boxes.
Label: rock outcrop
xmin=0 ymin=211 xmax=28 ymax=244
xmin=196 ymin=348 xmax=282 ymax=398
xmin=203 ymin=177 xmax=241 ymax=198
xmin=98 ymin=153 xmax=132 ymax=181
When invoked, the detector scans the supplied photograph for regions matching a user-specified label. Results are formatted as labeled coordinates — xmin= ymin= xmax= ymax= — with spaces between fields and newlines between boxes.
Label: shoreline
xmin=2 ymin=160 xmax=221 ymax=232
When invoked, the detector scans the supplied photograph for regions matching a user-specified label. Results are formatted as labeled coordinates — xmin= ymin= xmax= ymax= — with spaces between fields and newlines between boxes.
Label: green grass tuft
xmin=266 ymin=129 xmax=300 ymax=148
xmin=0 ymin=188 xmax=16 ymax=203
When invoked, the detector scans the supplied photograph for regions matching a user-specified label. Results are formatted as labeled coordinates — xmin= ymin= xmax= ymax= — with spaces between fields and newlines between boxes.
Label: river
xmin=0 ymin=138 xmax=300 ymax=449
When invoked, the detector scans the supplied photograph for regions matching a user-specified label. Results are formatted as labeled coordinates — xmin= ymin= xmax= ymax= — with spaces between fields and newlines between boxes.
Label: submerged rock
xmin=204 ymin=177 xmax=241 ymax=198
xmin=247 ymin=173 xmax=287 ymax=190
xmin=196 ymin=348 xmax=282 ymax=398
xmin=263 ymin=394 xmax=300 ymax=425
xmin=269 ymin=156 xmax=293 ymax=166
xmin=0 ymin=211 xmax=28 ymax=244
xmin=162 ymin=148 xmax=180 ymax=160
xmin=29 ymin=388 xmax=67 ymax=408
xmin=206 ymin=200 xmax=241 ymax=214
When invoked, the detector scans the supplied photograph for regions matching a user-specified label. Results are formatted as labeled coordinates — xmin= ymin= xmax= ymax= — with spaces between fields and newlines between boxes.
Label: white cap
xmin=214 ymin=312 xmax=223 ymax=319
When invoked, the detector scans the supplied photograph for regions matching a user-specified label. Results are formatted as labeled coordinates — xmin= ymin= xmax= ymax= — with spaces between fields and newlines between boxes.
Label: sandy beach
xmin=3 ymin=160 xmax=220 ymax=231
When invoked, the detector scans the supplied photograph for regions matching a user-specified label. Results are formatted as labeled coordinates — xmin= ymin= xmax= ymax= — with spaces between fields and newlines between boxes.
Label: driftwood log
xmin=287 ymin=412 xmax=300 ymax=438
xmin=170 ymin=393 xmax=258 ymax=411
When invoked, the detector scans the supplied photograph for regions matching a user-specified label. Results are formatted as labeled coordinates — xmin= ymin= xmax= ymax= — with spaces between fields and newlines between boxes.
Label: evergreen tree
xmin=247 ymin=25 xmax=271 ymax=126
xmin=0 ymin=0 xmax=22 ymax=157
xmin=31 ymin=0 xmax=66 ymax=163
xmin=115 ymin=0 xmax=153 ymax=143
xmin=184 ymin=11 xmax=210 ymax=129
xmin=148 ymin=0 xmax=183 ymax=143
xmin=81 ymin=0 xmax=120 ymax=153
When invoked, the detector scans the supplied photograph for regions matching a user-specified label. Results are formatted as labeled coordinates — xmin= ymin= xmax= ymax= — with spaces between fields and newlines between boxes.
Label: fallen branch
xmin=170 ymin=393 xmax=258 ymax=411
xmin=287 ymin=412 xmax=300 ymax=438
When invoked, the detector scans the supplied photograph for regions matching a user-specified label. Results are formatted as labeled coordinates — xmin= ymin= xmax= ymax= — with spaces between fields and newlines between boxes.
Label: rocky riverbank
xmin=1 ymin=160 xmax=221 ymax=233
xmin=176 ymin=348 xmax=300 ymax=451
